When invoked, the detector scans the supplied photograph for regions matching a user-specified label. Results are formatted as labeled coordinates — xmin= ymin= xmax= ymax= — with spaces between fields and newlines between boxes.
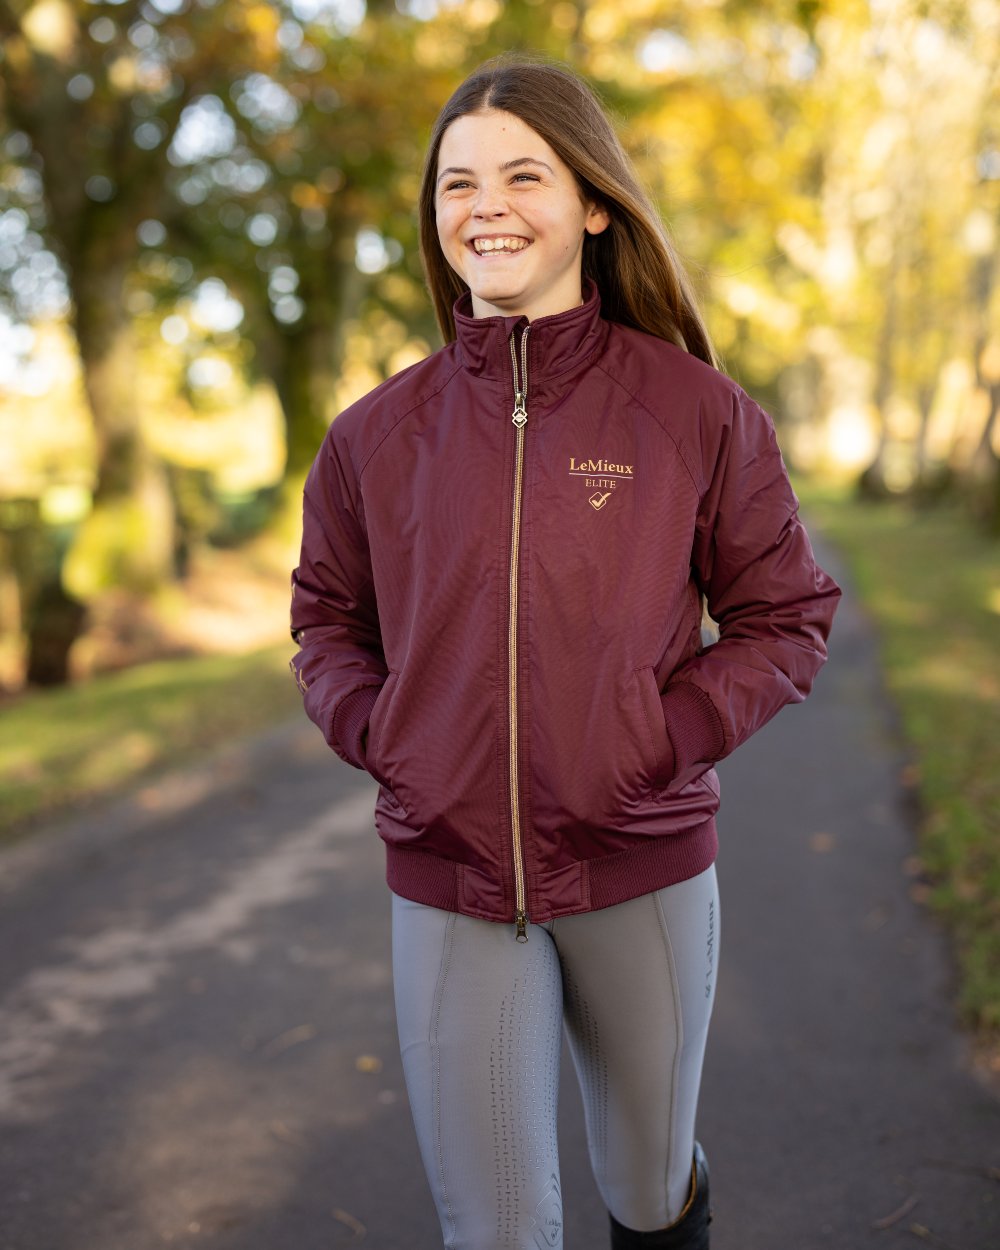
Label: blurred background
xmin=0 ymin=1 xmax=998 ymax=1041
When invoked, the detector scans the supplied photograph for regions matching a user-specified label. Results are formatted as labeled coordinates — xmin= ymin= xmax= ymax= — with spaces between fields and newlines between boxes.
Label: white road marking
xmin=0 ymin=789 xmax=375 ymax=1121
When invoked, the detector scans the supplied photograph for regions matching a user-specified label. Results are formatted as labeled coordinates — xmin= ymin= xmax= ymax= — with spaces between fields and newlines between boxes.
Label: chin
xmin=471 ymin=282 xmax=526 ymax=307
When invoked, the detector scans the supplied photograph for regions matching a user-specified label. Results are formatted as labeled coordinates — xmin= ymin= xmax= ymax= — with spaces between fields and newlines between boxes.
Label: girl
xmin=290 ymin=57 xmax=840 ymax=1250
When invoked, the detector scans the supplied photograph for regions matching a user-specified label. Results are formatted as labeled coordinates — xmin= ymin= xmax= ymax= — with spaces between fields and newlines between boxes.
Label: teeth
xmin=473 ymin=237 xmax=529 ymax=253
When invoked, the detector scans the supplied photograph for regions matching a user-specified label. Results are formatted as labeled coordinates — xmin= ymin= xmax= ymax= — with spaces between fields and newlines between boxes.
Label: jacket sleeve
xmin=289 ymin=431 xmax=387 ymax=771
xmin=659 ymin=389 xmax=841 ymax=790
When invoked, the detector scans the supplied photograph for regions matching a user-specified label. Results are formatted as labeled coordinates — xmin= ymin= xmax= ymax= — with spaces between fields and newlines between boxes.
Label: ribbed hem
xmin=386 ymin=846 xmax=460 ymax=913
xmin=331 ymin=684 xmax=381 ymax=770
xmin=384 ymin=819 xmax=717 ymax=923
xmin=587 ymin=820 xmax=717 ymax=912
xmin=660 ymin=682 xmax=727 ymax=775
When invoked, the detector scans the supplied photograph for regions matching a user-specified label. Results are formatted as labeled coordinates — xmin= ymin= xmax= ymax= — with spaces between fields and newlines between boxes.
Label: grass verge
xmin=799 ymin=479 xmax=1000 ymax=1038
xmin=0 ymin=643 xmax=302 ymax=844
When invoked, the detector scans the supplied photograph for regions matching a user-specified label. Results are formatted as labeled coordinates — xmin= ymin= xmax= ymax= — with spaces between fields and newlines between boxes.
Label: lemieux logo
xmin=568 ymin=455 xmax=634 ymax=510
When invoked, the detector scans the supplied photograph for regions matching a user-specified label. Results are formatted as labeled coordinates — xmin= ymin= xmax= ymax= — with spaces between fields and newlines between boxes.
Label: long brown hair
xmin=418 ymin=56 xmax=717 ymax=368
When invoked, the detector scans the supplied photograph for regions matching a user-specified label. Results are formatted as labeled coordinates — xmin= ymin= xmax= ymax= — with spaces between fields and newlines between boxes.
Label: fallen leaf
xmin=872 ymin=1194 xmax=918 ymax=1229
xmin=261 ymin=1023 xmax=318 ymax=1058
xmin=332 ymin=1207 xmax=366 ymax=1237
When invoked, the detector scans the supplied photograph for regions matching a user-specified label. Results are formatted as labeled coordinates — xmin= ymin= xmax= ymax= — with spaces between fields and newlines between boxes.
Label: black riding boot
xmin=608 ymin=1142 xmax=711 ymax=1249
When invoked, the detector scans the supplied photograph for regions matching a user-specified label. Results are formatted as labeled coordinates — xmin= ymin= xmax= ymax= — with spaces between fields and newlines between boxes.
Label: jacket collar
xmin=453 ymin=280 xmax=609 ymax=386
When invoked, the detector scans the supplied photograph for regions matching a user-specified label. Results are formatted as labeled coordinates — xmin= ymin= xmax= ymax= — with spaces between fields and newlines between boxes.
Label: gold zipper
xmin=508 ymin=325 xmax=531 ymax=942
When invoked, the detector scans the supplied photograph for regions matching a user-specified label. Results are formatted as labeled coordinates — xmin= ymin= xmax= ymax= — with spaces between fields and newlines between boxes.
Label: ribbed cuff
xmin=660 ymin=682 xmax=726 ymax=776
xmin=332 ymin=684 xmax=381 ymax=770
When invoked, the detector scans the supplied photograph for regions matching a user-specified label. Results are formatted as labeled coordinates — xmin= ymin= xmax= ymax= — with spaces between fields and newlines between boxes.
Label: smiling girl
xmin=434 ymin=109 xmax=610 ymax=321
xmin=291 ymin=57 xmax=840 ymax=1250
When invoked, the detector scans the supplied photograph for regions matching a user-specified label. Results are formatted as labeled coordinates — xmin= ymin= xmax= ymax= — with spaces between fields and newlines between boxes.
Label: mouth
xmin=470 ymin=236 xmax=531 ymax=255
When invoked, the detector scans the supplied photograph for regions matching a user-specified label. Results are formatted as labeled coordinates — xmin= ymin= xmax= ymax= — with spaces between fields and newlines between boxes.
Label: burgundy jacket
xmin=290 ymin=287 xmax=840 ymax=934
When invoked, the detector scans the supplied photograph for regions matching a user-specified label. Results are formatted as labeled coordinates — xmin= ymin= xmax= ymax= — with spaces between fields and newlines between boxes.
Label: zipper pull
xmin=515 ymin=909 xmax=529 ymax=942
xmin=510 ymin=324 xmax=530 ymax=427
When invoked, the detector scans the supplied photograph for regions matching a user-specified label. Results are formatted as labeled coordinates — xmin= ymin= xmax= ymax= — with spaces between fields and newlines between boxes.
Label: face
xmin=434 ymin=109 xmax=610 ymax=322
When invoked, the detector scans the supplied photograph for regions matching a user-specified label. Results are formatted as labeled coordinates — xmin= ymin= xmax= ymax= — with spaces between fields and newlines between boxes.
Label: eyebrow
xmin=436 ymin=157 xmax=555 ymax=185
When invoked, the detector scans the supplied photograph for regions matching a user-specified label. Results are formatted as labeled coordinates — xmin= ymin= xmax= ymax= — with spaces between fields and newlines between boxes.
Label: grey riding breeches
xmin=391 ymin=865 xmax=719 ymax=1249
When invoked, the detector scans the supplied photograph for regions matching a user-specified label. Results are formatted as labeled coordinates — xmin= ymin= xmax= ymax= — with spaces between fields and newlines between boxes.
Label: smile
xmin=472 ymin=237 xmax=531 ymax=254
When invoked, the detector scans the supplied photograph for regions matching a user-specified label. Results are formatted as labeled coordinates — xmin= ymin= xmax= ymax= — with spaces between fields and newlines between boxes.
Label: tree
xmin=0 ymin=0 xmax=274 ymax=679
xmin=154 ymin=3 xmax=455 ymax=485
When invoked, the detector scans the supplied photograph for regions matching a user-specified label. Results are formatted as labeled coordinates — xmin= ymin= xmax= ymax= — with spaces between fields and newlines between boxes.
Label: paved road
xmin=1 ymin=540 xmax=998 ymax=1250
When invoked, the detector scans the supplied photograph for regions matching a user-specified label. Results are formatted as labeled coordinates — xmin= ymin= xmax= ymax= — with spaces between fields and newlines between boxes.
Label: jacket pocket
xmin=366 ymin=670 xmax=398 ymax=787
xmin=633 ymin=665 xmax=672 ymax=789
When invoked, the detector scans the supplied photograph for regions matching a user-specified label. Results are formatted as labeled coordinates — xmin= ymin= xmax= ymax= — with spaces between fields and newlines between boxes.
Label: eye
xmin=512 ymin=173 xmax=540 ymax=184
xmin=444 ymin=179 xmax=472 ymax=192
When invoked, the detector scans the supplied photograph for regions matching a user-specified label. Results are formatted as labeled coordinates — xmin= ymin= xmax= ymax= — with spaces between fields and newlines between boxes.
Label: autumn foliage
xmin=1 ymin=0 xmax=998 ymax=687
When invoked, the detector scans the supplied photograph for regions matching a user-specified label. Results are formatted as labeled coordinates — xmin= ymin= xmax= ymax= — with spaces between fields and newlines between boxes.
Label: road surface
xmin=1 ymin=539 xmax=998 ymax=1249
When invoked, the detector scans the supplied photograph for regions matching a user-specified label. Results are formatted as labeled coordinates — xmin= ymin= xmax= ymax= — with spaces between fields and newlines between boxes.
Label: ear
xmin=584 ymin=202 xmax=611 ymax=236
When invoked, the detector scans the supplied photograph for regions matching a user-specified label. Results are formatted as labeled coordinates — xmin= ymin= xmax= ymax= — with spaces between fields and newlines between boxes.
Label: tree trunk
xmin=18 ymin=245 xmax=179 ymax=683
xmin=63 ymin=251 xmax=176 ymax=600
xmin=3 ymin=501 xmax=88 ymax=688
xmin=961 ymin=235 xmax=1000 ymax=532
xmin=279 ymin=314 xmax=342 ymax=482
xmin=267 ymin=230 xmax=365 ymax=486
xmin=25 ymin=580 xmax=88 ymax=687
xmin=968 ymin=382 xmax=1000 ymax=534
xmin=857 ymin=251 xmax=900 ymax=500
xmin=909 ymin=380 xmax=955 ymax=504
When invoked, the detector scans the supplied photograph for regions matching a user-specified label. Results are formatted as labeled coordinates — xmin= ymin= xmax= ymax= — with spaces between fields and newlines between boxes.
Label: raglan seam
xmin=356 ymin=359 xmax=466 ymax=481
xmin=593 ymin=358 xmax=707 ymax=495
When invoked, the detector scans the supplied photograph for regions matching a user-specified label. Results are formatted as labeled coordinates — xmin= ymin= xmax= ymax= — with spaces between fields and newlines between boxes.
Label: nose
xmin=472 ymin=180 xmax=507 ymax=219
